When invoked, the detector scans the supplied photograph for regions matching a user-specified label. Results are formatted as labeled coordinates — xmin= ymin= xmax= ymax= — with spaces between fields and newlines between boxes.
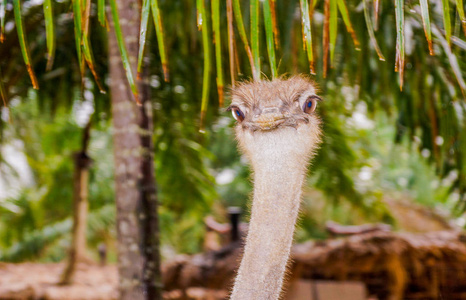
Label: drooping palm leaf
xmin=263 ymin=0 xmax=277 ymax=77
xmin=0 ymin=0 xmax=5 ymax=42
xmin=137 ymin=0 xmax=151 ymax=79
xmin=300 ymin=0 xmax=315 ymax=74
xmin=441 ymin=0 xmax=451 ymax=46
xmin=82 ymin=0 xmax=105 ymax=92
xmin=232 ymin=0 xmax=256 ymax=77
xmin=150 ymin=0 xmax=169 ymax=81
xmin=362 ymin=0 xmax=385 ymax=61
xmin=394 ymin=0 xmax=405 ymax=90
xmin=0 ymin=65 xmax=6 ymax=106
xmin=98 ymin=0 xmax=107 ymax=27
xmin=458 ymin=0 xmax=466 ymax=36
xmin=227 ymin=0 xmax=235 ymax=86
xmin=419 ymin=0 xmax=433 ymax=55
xmin=329 ymin=0 xmax=338 ymax=67
xmin=337 ymin=0 xmax=360 ymax=50
xmin=431 ymin=25 xmax=466 ymax=97
xmin=250 ymin=0 xmax=260 ymax=80
xmin=323 ymin=0 xmax=330 ymax=77
xmin=109 ymin=0 xmax=140 ymax=104
xmin=270 ymin=0 xmax=279 ymax=48
xmin=43 ymin=0 xmax=55 ymax=71
xmin=197 ymin=0 xmax=211 ymax=132
xmin=212 ymin=0 xmax=224 ymax=106
xmin=13 ymin=0 xmax=38 ymax=89
xmin=72 ymin=0 xmax=85 ymax=77
xmin=373 ymin=0 xmax=380 ymax=30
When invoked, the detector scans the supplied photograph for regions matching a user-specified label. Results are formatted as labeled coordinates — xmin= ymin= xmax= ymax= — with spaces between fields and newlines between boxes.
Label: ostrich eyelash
xmin=293 ymin=93 xmax=323 ymax=106
xmin=226 ymin=105 xmax=235 ymax=112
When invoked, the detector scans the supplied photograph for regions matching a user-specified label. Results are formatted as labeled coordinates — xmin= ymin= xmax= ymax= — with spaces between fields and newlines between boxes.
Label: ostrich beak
xmin=254 ymin=112 xmax=286 ymax=130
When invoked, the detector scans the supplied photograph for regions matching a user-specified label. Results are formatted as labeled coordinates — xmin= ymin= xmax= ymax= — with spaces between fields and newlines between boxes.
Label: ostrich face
xmin=229 ymin=76 xmax=322 ymax=163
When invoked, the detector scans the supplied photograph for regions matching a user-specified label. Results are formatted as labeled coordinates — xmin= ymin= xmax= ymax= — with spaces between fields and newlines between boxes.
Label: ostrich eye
xmin=231 ymin=107 xmax=245 ymax=122
xmin=303 ymin=96 xmax=318 ymax=114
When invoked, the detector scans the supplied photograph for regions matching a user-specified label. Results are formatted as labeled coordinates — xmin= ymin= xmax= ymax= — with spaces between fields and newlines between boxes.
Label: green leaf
xmin=337 ymin=0 xmax=360 ymax=50
xmin=227 ymin=0 xmax=235 ymax=86
xmin=0 ymin=219 xmax=72 ymax=262
xmin=212 ymin=0 xmax=224 ymax=106
xmin=329 ymin=0 xmax=338 ymax=67
xmin=137 ymin=0 xmax=150 ymax=79
xmin=0 ymin=65 xmax=6 ymax=107
xmin=363 ymin=0 xmax=385 ymax=61
xmin=263 ymin=0 xmax=277 ymax=78
xmin=451 ymin=35 xmax=466 ymax=50
xmin=232 ymin=0 xmax=256 ymax=77
xmin=441 ymin=0 xmax=451 ymax=46
xmin=0 ymin=205 xmax=115 ymax=262
xmin=43 ymin=0 xmax=55 ymax=71
xmin=13 ymin=0 xmax=39 ymax=89
xmin=98 ymin=0 xmax=106 ymax=27
xmin=432 ymin=25 xmax=466 ymax=97
xmin=419 ymin=0 xmax=433 ymax=55
xmin=323 ymin=0 xmax=330 ymax=77
xmin=394 ymin=0 xmax=404 ymax=90
xmin=373 ymin=0 xmax=380 ymax=30
xmin=82 ymin=0 xmax=105 ymax=93
xmin=197 ymin=0 xmax=211 ymax=132
xmin=300 ymin=0 xmax=315 ymax=74
xmin=150 ymin=0 xmax=169 ymax=81
xmin=0 ymin=0 xmax=6 ymax=42
xmin=109 ymin=0 xmax=140 ymax=104
xmin=72 ymin=0 xmax=85 ymax=77
xmin=456 ymin=0 xmax=466 ymax=36
xmin=270 ymin=0 xmax=279 ymax=48
xmin=250 ymin=0 xmax=260 ymax=80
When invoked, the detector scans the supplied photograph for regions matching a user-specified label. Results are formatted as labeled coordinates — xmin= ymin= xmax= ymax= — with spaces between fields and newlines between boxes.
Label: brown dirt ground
xmin=0 ymin=262 xmax=118 ymax=300
xmin=0 ymin=262 xmax=228 ymax=300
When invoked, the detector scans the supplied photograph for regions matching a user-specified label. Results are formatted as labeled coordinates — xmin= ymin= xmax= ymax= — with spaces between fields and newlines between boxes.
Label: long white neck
xmin=231 ymin=142 xmax=308 ymax=300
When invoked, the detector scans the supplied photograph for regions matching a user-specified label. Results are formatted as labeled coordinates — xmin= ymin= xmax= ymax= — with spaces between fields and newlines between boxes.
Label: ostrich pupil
xmin=307 ymin=101 xmax=312 ymax=107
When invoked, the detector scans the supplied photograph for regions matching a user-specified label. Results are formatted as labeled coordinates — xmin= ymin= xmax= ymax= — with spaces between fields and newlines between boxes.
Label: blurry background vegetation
xmin=0 ymin=0 xmax=465 ymax=263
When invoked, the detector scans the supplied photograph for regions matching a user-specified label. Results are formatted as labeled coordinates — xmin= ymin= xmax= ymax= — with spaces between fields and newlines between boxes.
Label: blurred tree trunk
xmin=108 ymin=1 xmax=162 ymax=299
xmin=61 ymin=119 xmax=92 ymax=284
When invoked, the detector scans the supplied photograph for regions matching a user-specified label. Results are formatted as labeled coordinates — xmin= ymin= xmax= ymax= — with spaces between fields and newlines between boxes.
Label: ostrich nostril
xmin=262 ymin=107 xmax=280 ymax=114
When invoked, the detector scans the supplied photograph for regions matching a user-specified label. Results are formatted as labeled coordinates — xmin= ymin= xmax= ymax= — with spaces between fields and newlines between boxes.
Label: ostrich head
xmin=228 ymin=76 xmax=322 ymax=169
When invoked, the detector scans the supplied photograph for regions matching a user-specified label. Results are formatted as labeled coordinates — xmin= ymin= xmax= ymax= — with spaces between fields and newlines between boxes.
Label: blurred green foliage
xmin=0 ymin=0 xmax=465 ymax=262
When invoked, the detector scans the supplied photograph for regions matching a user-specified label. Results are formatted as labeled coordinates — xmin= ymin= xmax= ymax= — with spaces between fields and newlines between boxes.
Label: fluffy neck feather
xmin=231 ymin=127 xmax=317 ymax=300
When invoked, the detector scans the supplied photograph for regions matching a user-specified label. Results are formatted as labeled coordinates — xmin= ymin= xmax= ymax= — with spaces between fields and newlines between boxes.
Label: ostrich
xmin=228 ymin=76 xmax=322 ymax=300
